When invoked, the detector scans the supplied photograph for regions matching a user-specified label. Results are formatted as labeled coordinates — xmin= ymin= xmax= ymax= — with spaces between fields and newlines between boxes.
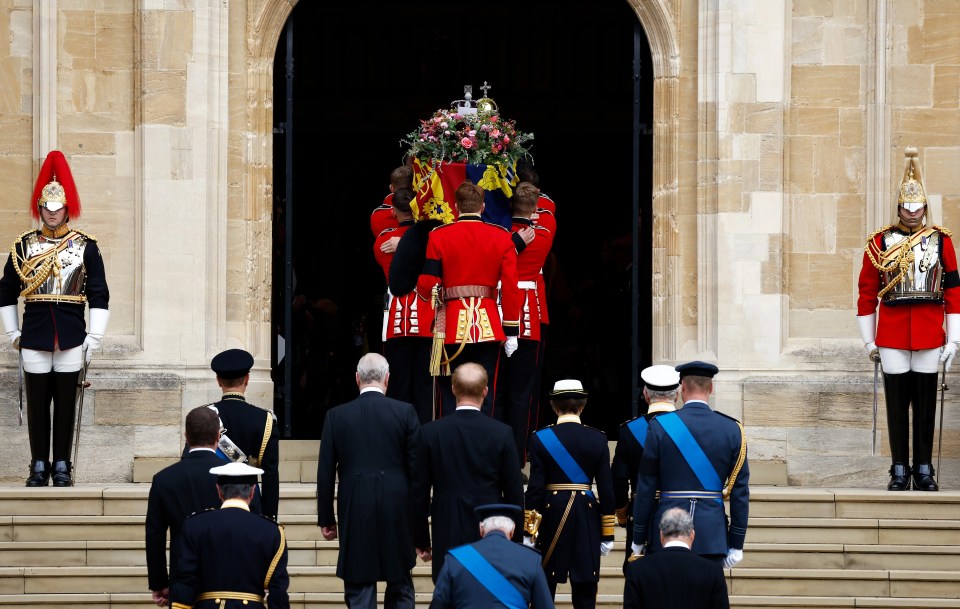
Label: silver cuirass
xmin=21 ymin=232 xmax=89 ymax=301
xmin=881 ymin=229 xmax=944 ymax=304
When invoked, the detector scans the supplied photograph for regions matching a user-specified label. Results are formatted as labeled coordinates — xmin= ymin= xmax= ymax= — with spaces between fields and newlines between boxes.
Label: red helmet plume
xmin=31 ymin=151 xmax=81 ymax=220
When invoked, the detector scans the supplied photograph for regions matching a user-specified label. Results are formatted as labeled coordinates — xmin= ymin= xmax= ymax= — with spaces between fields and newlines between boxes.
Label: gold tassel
xmin=429 ymin=285 xmax=446 ymax=377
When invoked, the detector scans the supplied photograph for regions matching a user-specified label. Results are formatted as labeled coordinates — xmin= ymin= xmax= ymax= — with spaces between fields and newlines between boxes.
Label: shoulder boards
xmin=934 ymin=225 xmax=953 ymax=237
xmin=71 ymin=228 xmax=97 ymax=241
xmin=16 ymin=229 xmax=35 ymax=241
xmin=583 ymin=424 xmax=607 ymax=435
xmin=260 ymin=514 xmax=281 ymax=524
xmin=864 ymin=225 xmax=892 ymax=250
xmin=714 ymin=411 xmax=741 ymax=424
xmin=187 ymin=508 xmax=217 ymax=519
xmin=377 ymin=227 xmax=398 ymax=237
xmin=619 ymin=415 xmax=643 ymax=428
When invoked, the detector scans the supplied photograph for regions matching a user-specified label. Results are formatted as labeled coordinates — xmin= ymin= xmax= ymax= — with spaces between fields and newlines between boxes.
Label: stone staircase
xmin=0 ymin=485 xmax=958 ymax=608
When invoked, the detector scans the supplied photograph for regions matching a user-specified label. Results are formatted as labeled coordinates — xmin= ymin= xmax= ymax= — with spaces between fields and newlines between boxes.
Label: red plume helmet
xmin=31 ymin=151 xmax=81 ymax=220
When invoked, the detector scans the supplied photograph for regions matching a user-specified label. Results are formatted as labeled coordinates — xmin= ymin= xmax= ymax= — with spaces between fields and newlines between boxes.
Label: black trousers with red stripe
xmin=435 ymin=342 xmax=501 ymax=418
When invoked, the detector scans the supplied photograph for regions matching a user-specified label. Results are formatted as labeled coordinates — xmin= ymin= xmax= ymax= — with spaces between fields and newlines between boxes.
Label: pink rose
xmin=468 ymin=130 xmax=477 ymax=137
xmin=440 ymin=122 xmax=448 ymax=128
xmin=503 ymin=135 xmax=510 ymax=143
xmin=491 ymin=129 xmax=501 ymax=138
xmin=461 ymin=137 xmax=473 ymax=149
xmin=490 ymin=115 xmax=499 ymax=123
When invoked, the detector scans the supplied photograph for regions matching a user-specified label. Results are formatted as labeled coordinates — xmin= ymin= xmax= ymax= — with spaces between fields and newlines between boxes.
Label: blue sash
xmin=538 ymin=428 xmax=594 ymax=499
xmin=626 ymin=417 xmax=649 ymax=448
xmin=656 ymin=412 xmax=723 ymax=504
xmin=449 ymin=545 xmax=525 ymax=609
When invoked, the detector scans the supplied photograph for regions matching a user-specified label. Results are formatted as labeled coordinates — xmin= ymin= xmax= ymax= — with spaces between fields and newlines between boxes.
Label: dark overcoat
xmin=316 ymin=390 xmax=421 ymax=582
xmin=623 ymin=546 xmax=730 ymax=609
xmin=413 ymin=408 xmax=524 ymax=581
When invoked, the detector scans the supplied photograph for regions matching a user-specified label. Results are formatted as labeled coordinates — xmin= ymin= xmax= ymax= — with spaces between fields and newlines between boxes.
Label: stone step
xmin=748 ymin=517 xmax=960 ymax=545
xmin=0 ymin=566 xmax=957 ymax=598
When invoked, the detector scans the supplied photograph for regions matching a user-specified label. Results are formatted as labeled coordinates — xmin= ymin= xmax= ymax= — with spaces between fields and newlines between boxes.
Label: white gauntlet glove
xmin=503 ymin=336 xmax=518 ymax=357
xmin=857 ymin=314 xmax=880 ymax=363
xmin=723 ymin=548 xmax=743 ymax=568
xmin=599 ymin=541 xmax=614 ymax=556
xmin=82 ymin=308 xmax=110 ymax=363
xmin=0 ymin=305 xmax=20 ymax=349
xmin=940 ymin=314 xmax=960 ymax=372
xmin=522 ymin=535 xmax=536 ymax=548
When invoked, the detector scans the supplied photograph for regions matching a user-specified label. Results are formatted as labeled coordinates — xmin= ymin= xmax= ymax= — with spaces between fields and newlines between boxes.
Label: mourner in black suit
xmin=612 ymin=364 xmax=679 ymax=569
xmin=524 ymin=380 xmax=615 ymax=609
xmin=632 ymin=361 xmax=749 ymax=568
xmin=197 ymin=349 xmax=281 ymax=520
xmin=169 ymin=462 xmax=289 ymax=609
xmin=430 ymin=504 xmax=554 ymax=609
xmin=317 ymin=353 xmax=421 ymax=609
xmin=146 ymin=406 xmax=224 ymax=607
xmin=624 ymin=507 xmax=729 ymax=609
xmin=413 ymin=363 xmax=524 ymax=582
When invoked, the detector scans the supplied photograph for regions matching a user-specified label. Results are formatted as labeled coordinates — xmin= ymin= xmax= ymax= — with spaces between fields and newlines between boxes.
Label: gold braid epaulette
xmin=934 ymin=225 xmax=953 ymax=238
xmin=10 ymin=230 xmax=51 ymax=295
xmin=723 ymin=420 xmax=747 ymax=499
xmin=263 ymin=524 xmax=286 ymax=589
xmin=863 ymin=225 xmax=910 ymax=299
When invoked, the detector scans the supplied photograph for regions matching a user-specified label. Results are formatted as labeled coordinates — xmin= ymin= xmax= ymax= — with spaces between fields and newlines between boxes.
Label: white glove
xmin=0 ymin=305 xmax=20 ymax=348
xmin=941 ymin=342 xmax=958 ymax=372
xmin=82 ymin=308 xmax=110 ymax=363
xmin=858 ymin=314 xmax=879 ymax=362
xmin=630 ymin=542 xmax=644 ymax=557
xmin=723 ymin=548 xmax=743 ymax=568
xmin=865 ymin=342 xmax=880 ymax=363
xmin=503 ymin=336 xmax=518 ymax=357
xmin=600 ymin=541 xmax=614 ymax=556
xmin=522 ymin=535 xmax=536 ymax=548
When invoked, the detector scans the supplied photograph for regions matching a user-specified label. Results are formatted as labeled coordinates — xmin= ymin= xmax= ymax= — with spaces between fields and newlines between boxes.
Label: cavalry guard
xmin=0 ymin=150 xmax=109 ymax=487
xmin=857 ymin=146 xmax=959 ymax=492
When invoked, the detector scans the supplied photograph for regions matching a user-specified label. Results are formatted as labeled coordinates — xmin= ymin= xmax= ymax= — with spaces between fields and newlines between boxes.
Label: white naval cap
xmin=210 ymin=461 xmax=263 ymax=485
xmin=641 ymin=364 xmax=680 ymax=391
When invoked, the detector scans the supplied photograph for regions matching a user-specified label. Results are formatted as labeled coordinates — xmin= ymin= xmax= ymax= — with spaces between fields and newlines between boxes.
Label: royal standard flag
xmin=413 ymin=158 xmax=518 ymax=229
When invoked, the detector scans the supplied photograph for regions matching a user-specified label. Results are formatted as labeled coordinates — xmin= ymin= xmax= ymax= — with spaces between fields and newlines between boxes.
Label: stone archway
xmin=239 ymin=0 xmax=686 ymax=361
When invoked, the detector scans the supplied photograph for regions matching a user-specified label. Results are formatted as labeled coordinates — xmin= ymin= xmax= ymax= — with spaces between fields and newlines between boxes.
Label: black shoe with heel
xmin=912 ymin=463 xmax=938 ymax=491
xmin=887 ymin=463 xmax=910 ymax=491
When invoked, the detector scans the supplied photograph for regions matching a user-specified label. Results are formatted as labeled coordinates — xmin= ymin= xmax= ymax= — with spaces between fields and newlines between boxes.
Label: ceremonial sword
xmin=937 ymin=363 xmax=948 ymax=484
xmin=872 ymin=355 xmax=879 ymax=456
xmin=72 ymin=349 xmax=91 ymax=482
xmin=17 ymin=348 xmax=23 ymax=426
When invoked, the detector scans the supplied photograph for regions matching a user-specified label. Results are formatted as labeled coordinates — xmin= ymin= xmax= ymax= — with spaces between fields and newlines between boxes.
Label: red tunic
xmin=533 ymin=207 xmax=556 ymax=325
xmin=537 ymin=194 xmax=556 ymax=216
xmin=370 ymin=193 xmax=399 ymax=237
xmin=418 ymin=214 xmax=521 ymax=343
xmin=857 ymin=228 xmax=960 ymax=350
xmin=373 ymin=223 xmax=433 ymax=339
xmin=512 ymin=219 xmax=553 ymax=341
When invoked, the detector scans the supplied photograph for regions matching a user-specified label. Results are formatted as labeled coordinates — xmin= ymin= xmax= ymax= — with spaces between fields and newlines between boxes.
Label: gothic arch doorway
xmin=270 ymin=1 xmax=654 ymax=438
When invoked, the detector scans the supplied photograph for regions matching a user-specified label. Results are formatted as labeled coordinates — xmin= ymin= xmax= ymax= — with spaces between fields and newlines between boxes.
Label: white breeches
xmin=21 ymin=347 xmax=83 ymax=374
xmin=878 ymin=347 xmax=941 ymax=374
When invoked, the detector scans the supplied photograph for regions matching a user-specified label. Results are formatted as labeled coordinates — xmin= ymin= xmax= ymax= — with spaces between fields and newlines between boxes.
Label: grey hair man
xmin=317 ymin=352 xmax=421 ymax=609
xmin=624 ymin=507 xmax=730 ymax=609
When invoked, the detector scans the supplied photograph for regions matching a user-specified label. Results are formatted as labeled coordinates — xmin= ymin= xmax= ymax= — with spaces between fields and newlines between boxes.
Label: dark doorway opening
xmin=272 ymin=1 xmax=654 ymax=439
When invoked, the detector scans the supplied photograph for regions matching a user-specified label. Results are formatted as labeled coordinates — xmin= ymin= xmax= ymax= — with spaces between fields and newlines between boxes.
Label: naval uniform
xmin=145 ymin=448 xmax=224 ymax=593
xmin=417 ymin=213 xmax=522 ymax=417
xmin=204 ymin=394 xmax=280 ymax=520
xmin=169 ymin=499 xmax=288 ymax=609
xmin=611 ymin=402 xmax=675 ymax=569
xmin=375 ymin=219 xmax=435 ymax=424
xmin=632 ymin=400 xmax=749 ymax=559
xmin=524 ymin=414 xmax=615 ymax=609
xmin=430 ymin=530 xmax=554 ymax=609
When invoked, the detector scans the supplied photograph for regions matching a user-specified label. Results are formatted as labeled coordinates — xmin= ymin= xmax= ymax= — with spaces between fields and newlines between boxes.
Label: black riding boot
xmin=911 ymin=372 xmax=939 ymax=491
xmin=24 ymin=372 xmax=53 ymax=487
xmin=882 ymin=372 xmax=911 ymax=491
xmin=51 ymin=371 xmax=81 ymax=487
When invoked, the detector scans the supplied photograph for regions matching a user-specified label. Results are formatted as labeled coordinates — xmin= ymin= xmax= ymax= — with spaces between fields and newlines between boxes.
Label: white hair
xmin=659 ymin=507 xmax=694 ymax=539
xmin=357 ymin=353 xmax=389 ymax=384
xmin=480 ymin=516 xmax=515 ymax=536
xmin=645 ymin=388 xmax=678 ymax=403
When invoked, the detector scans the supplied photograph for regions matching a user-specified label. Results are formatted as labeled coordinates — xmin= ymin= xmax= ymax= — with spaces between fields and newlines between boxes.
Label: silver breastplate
xmin=21 ymin=232 xmax=89 ymax=300
xmin=881 ymin=230 xmax=943 ymax=304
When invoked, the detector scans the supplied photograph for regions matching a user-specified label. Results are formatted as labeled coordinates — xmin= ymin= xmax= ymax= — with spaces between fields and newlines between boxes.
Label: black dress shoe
xmin=51 ymin=460 xmax=73 ymax=487
xmin=25 ymin=460 xmax=50 ymax=487
xmin=887 ymin=463 xmax=910 ymax=491
xmin=912 ymin=463 xmax=938 ymax=491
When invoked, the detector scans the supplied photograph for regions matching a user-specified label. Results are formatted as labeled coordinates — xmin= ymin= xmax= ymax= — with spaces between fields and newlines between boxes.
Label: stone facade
xmin=0 ymin=0 xmax=957 ymax=487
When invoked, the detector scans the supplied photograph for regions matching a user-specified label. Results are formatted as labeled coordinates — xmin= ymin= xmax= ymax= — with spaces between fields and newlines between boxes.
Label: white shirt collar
xmin=647 ymin=402 xmax=676 ymax=414
xmin=456 ymin=405 xmax=481 ymax=411
xmin=360 ymin=386 xmax=385 ymax=395
xmin=557 ymin=414 xmax=581 ymax=425
xmin=188 ymin=447 xmax=216 ymax=454
xmin=663 ymin=540 xmax=691 ymax=549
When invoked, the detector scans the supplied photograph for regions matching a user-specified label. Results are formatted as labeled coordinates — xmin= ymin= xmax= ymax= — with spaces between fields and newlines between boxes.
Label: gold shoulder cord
xmin=864 ymin=228 xmax=913 ymax=299
xmin=256 ymin=413 xmax=273 ymax=467
xmin=934 ymin=225 xmax=953 ymax=238
xmin=723 ymin=420 xmax=747 ymax=499
xmin=263 ymin=524 xmax=286 ymax=589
